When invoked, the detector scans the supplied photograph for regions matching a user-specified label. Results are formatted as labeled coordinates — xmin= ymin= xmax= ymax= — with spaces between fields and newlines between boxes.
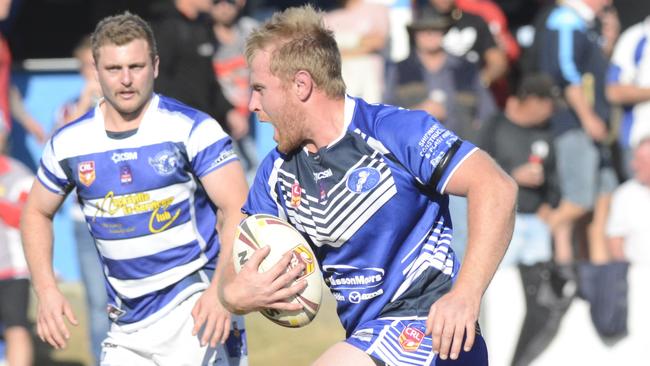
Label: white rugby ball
xmin=233 ymin=214 xmax=322 ymax=327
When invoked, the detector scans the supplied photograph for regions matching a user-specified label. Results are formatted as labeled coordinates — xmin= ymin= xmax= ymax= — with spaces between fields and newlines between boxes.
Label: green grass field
xmin=31 ymin=283 xmax=345 ymax=366
xmin=246 ymin=291 xmax=345 ymax=366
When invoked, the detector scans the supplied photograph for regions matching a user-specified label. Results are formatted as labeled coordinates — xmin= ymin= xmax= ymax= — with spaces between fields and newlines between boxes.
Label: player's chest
xmin=274 ymin=139 xmax=409 ymax=248
xmin=71 ymin=142 xmax=189 ymax=198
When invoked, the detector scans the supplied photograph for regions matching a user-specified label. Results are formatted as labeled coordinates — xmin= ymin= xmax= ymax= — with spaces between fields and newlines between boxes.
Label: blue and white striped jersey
xmin=608 ymin=17 xmax=650 ymax=149
xmin=243 ymin=96 xmax=477 ymax=336
xmin=38 ymin=94 xmax=238 ymax=330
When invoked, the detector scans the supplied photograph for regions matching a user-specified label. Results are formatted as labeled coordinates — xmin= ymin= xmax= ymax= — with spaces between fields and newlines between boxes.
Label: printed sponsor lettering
xmin=94 ymin=191 xmax=180 ymax=234
xmin=323 ymin=266 xmax=385 ymax=290
xmin=210 ymin=149 xmax=236 ymax=170
xmin=111 ymin=151 xmax=138 ymax=164
xmin=313 ymin=169 xmax=333 ymax=181
xmin=348 ymin=288 xmax=384 ymax=303
xmin=418 ymin=127 xmax=456 ymax=159
xmin=328 ymin=274 xmax=383 ymax=287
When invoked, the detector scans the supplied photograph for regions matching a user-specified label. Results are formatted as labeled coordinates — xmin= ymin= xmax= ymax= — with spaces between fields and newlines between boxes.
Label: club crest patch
xmin=148 ymin=149 xmax=179 ymax=176
xmin=78 ymin=161 xmax=96 ymax=187
xmin=346 ymin=167 xmax=381 ymax=193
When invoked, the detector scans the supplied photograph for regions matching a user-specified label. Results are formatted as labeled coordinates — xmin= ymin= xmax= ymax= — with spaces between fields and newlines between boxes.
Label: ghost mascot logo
xmin=346 ymin=167 xmax=380 ymax=193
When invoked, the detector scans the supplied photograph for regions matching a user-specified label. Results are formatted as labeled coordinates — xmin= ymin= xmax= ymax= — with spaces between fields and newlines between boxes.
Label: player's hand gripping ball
xmin=233 ymin=214 xmax=322 ymax=327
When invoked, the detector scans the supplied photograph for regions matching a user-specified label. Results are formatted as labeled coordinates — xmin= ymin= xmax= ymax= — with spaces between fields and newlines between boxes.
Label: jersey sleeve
xmin=37 ymin=138 xmax=74 ymax=195
xmin=187 ymin=116 xmax=239 ymax=178
xmin=607 ymin=26 xmax=640 ymax=85
xmin=374 ymin=108 xmax=477 ymax=194
xmin=242 ymin=151 xmax=284 ymax=217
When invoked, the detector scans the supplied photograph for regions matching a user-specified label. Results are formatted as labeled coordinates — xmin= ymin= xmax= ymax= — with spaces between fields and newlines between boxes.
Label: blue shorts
xmin=346 ymin=318 xmax=487 ymax=366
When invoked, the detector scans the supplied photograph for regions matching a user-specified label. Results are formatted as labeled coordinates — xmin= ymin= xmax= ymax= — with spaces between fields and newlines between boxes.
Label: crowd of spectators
xmin=1 ymin=0 xmax=649 ymax=365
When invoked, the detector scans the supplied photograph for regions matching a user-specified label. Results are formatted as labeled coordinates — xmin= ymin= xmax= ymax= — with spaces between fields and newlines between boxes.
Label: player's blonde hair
xmin=245 ymin=5 xmax=346 ymax=98
xmin=91 ymin=11 xmax=158 ymax=63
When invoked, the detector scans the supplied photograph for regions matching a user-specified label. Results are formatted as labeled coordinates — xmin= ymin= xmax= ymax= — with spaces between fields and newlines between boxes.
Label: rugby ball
xmin=233 ymin=214 xmax=322 ymax=327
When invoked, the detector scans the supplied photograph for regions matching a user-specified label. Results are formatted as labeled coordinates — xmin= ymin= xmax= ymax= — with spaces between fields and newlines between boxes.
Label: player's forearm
xmin=213 ymin=216 xmax=239 ymax=288
xmin=20 ymin=206 xmax=58 ymax=294
xmin=606 ymin=84 xmax=650 ymax=105
xmin=215 ymin=209 xmax=246 ymax=310
xmin=454 ymin=171 xmax=517 ymax=295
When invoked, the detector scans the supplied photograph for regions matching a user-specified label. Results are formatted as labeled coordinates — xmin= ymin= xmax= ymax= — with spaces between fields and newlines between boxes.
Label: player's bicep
xmin=199 ymin=161 xmax=248 ymax=223
xmin=443 ymin=149 xmax=503 ymax=197
xmin=23 ymin=179 xmax=67 ymax=221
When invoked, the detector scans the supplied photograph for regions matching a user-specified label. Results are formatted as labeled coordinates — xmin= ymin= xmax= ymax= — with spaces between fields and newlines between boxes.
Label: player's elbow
xmin=493 ymin=171 xmax=518 ymax=211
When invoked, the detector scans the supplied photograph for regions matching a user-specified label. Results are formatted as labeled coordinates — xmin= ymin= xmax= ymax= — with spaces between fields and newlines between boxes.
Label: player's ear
xmin=152 ymin=55 xmax=160 ymax=79
xmin=294 ymin=70 xmax=313 ymax=102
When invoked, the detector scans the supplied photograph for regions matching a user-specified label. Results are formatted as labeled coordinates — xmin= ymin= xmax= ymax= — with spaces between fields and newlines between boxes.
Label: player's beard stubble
xmin=273 ymin=96 xmax=307 ymax=154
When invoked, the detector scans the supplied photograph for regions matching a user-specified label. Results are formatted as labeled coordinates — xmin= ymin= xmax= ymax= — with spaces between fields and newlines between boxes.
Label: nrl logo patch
xmin=78 ymin=161 xmax=96 ymax=187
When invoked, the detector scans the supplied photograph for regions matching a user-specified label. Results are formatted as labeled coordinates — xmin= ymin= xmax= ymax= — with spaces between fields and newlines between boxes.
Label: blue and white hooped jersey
xmin=608 ymin=17 xmax=650 ymax=149
xmin=243 ymin=96 xmax=477 ymax=336
xmin=38 ymin=94 xmax=238 ymax=331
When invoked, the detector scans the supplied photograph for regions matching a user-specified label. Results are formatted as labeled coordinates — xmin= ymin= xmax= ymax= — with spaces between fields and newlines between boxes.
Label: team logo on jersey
xmin=290 ymin=180 xmax=302 ymax=207
xmin=290 ymin=244 xmax=315 ymax=279
xmin=346 ymin=167 xmax=381 ymax=193
xmin=148 ymin=149 xmax=179 ymax=176
xmin=399 ymin=323 xmax=425 ymax=352
xmin=120 ymin=166 xmax=132 ymax=184
xmin=78 ymin=161 xmax=96 ymax=187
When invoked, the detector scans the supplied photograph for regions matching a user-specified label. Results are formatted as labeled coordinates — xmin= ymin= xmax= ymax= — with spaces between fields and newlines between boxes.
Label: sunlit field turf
xmin=27 ymin=282 xmax=344 ymax=366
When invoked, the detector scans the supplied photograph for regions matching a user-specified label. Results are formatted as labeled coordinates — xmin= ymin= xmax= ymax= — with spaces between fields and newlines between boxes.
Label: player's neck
xmin=303 ymin=96 xmax=346 ymax=153
xmin=100 ymin=98 xmax=150 ymax=133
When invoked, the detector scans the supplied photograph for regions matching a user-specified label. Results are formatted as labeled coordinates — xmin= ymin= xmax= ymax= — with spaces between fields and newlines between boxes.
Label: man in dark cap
xmin=384 ymin=6 xmax=496 ymax=143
